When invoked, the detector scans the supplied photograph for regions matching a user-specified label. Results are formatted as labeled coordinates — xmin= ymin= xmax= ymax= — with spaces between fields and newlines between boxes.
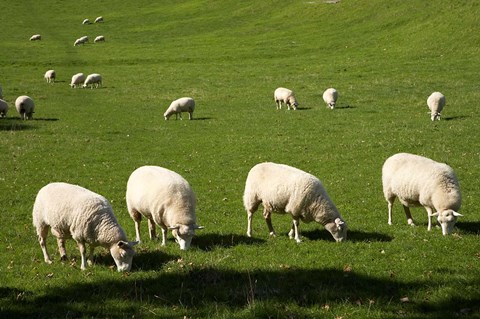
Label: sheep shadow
xmin=194 ymin=233 xmax=266 ymax=251
xmin=91 ymin=248 xmax=179 ymax=271
xmin=455 ymin=221 xmax=480 ymax=234
xmin=192 ymin=117 xmax=213 ymax=121
xmin=0 ymin=121 xmax=35 ymax=131
xmin=301 ymin=228 xmax=393 ymax=242
xmin=444 ymin=115 xmax=469 ymax=121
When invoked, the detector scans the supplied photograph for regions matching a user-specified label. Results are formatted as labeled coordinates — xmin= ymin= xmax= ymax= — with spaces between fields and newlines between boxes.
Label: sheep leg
xmin=263 ymin=206 xmax=276 ymax=237
xmin=247 ymin=210 xmax=254 ymax=237
xmin=148 ymin=218 xmax=157 ymax=240
xmin=87 ymin=245 xmax=95 ymax=266
xmin=56 ymin=237 xmax=68 ymax=261
xmin=160 ymin=226 xmax=167 ymax=246
xmin=188 ymin=112 xmax=193 ymax=120
xmin=77 ymin=241 xmax=88 ymax=270
xmin=403 ymin=206 xmax=415 ymax=226
xmin=289 ymin=218 xmax=301 ymax=243
xmin=134 ymin=220 xmax=142 ymax=243
xmin=38 ymin=226 xmax=52 ymax=264
xmin=425 ymin=207 xmax=434 ymax=231
xmin=387 ymin=198 xmax=394 ymax=225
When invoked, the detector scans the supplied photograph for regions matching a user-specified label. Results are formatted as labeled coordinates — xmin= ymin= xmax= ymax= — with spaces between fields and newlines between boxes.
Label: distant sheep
xmin=82 ymin=18 xmax=90 ymax=25
xmin=323 ymin=88 xmax=338 ymax=109
xmin=427 ymin=92 xmax=445 ymax=121
xmin=94 ymin=35 xmax=105 ymax=43
xmin=95 ymin=16 xmax=104 ymax=23
xmin=274 ymin=87 xmax=298 ymax=110
xmin=0 ymin=99 xmax=8 ymax=118
xmin=70 ymin=73 xmax=86 ymax=88
xmin=83 ymin=73 xmax=102 ymax=89
xmin=164 ymin=97 xmax=195 ymax=120
xmin=382 ymin=153 xmax=462 ymax=235
xmin=126 ymin=165 xmax=204 ymax=250
xmin=44 ymin=70 xmax=56 ymax=83
xmin=79 ymin=35 xmax=89 ymax=43
xmin=15 ymin=95 xmax=35 ymax=120
xmin=30 ymin=34 xmax=41 ymax=41
xmin=243 ymin=162 xmax=348 ymax=242
xmin=33 ymin=182 xmax=137 ymax=271
xmin=74 ymin=38 xmax=84 ymax=46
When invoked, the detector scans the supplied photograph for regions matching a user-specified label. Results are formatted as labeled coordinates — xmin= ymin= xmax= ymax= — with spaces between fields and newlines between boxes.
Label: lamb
xmin=94 ymin=35 xmax=105 ymax=43
xmin=70 ymin=73 xmax=86 ymax=88
xmin=30 ymin=34 xmax=41 ymax=41
xmin=126 ymin=165 xmax=204 ymax=250
xmin=427 ymin=92 xmax=445 ymax=121
xmin=95 ymin=16 xmax=104 ymax=23
xmin=83 ymin=73 xmax=102 ymax=89
xmin=243 ymin=162 xmax=347 ymax=242
xmin=32 ymin=182 xmax=137 ymax=271
xmin=0 ymin=99 xmax=8 ymax=118
xmin=82 ymin=18 xmax=90 ymax=25
xmin=382 ymin=153 xmax=462 ymax=235
xmin=164 ymin=97 xmax=195 ymax=120
xmin=323 ymin=88 xmax=338 ymax=109
xmin=44 ymin=70 xmax=56 ymax=83
xmin=15 ymin=95 xmax=35 ymax=120
xmin=274 ymin=87 xmax=298 ymax=110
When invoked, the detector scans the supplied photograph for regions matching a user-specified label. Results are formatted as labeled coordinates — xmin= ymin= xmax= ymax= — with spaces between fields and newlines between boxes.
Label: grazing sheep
xmin=164 ymin=97 xmax=195 ymax=120
xmin=95 ymin=16 xmax=104 ymax=23
xmin=33 ymin=182 xmax=137 ymax=271
xmin=83 ymin=73 xmax=102 ymax=89
xmin=323 ymin=88 xmax=338 ymax=109
xmin=74 ymin=38 xmax=84 ymax=46
xmin=79 ymin=35 xmax=89 ymax=43
xmin=15 ymin=95 xmax=35 ymax=120
xmin=0 ymin=99 xmax=8 ymax=118
xmin=70 ymin=73 xmax=86 ymax=88
xmin=274 ymin=87 xmax=298 ymax=110
xmin=382 ymin=153 xmax=462 ymax=235
xmin=94 ymin=35 xmax=105 ymax=43
xmin=82 ymin=18 xmax=90 ymax=25
xmin=427 ymin=92 xmax=445 ymax=121
xmin=243 ymin=162 xmax=347 ymax=242
xmin=44 ymin=70 xmax=56 ymax=83
xmin=126 ymin=165 xmax=204 ymax=250
xmin=30 ymin=34 xmax=41 ymax=41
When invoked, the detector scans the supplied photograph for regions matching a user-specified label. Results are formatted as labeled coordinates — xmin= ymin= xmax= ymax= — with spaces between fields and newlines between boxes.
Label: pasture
xmin=1 ymin=0 xmax=479 ymax=318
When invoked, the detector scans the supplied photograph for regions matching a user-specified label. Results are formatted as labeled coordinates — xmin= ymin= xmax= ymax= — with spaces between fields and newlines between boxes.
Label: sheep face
xmin=287 ymin=96 xmax=298 ymax=109
xmin=170 ymin=224 xmax=204 ymax=250
xmin=431 ymin=112 xmax=441 ymax=121
xmin=110 ymin=241 xmax=137 ymax=272
xmin=324 ymin=218 xmax=347 ymax=242
xmin=434 ymin=210 xmax=462 ymax=235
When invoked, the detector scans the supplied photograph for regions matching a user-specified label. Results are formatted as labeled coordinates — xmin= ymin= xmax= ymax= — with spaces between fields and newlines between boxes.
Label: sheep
xmin=126 ymin=165 xmax=204 ymax=250
xmin=44 ymin=70 xmax=56 ymax=83
xmin=427 ymin=92 xmax=445 ymax=121
xmin=382 ymin=153 xmax=462 ymax=235
xmin=0 ymin=99 xmax=8 ymax=118
xmin=83 ymin=73 xmax=102 ymax=89
xmin=79 ymin=35 xmax=89 ymax=43
xmin=30 ymin=34 xmax=41 ymax=41
xmin=323 ymin=88 xmax=338 ymax=109
xmin=33 ymin=182 xmax=137 ymax=271
xmin=15 ymin=95 xmax=35 ymax=120
xmin=82 ymin=18 xmax=90 ymax=25
xmin=70 ymin=73 xmax=86 ymax=88
xmin=274 ymin=87 xmax=298 ymax=110
xmin=94 ymin=35 xmax=105 ymax=43
xmin=74 ymin=38 xmax=84 ymax=46
xmin=95 ymin=16 xmax=104 ymax=23
xmin=164 ymin=97 xmax=195 ymax=120
xmin=243 ymin=162 xmax=347 ymax=242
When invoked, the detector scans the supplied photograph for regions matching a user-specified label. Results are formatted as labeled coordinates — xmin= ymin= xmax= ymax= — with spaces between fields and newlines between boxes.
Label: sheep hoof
xmin=60 ymin=255 xmax=67 ymax=262
xmin=269 ymin=232 xmax=276 ymax=237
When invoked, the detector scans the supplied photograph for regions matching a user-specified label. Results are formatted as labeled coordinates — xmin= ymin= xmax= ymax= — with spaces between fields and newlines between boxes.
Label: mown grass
xmin=1 ymin=0 xmax=479 ymax=318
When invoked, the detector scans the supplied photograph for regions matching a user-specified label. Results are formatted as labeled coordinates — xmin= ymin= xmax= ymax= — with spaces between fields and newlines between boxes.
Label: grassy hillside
xmin=1 ymin=0 xmax=479 ymax=318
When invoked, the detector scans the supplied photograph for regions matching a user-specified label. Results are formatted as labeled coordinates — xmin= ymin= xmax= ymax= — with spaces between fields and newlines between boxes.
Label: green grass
xmin=1 ymin=0 xmax=479 ymax=318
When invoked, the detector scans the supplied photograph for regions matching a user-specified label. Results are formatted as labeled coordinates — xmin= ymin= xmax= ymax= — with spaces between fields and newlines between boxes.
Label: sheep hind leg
xmin=263 ymin=206 xmax=276 ymax=237
xmin=77 ymin=241 xmax=88 ymax=270
xmin=37 ymin=225 xmax=52 ymax=264
xmin=387 ymin=196 xmax=395 ymax=225
xmin=148 ymin=218 xmax=157 ymax=240
xmin=403 ymin=205 xmax=415 ymax=226
xmin=56 ymin=237 xmax=68 ymax=261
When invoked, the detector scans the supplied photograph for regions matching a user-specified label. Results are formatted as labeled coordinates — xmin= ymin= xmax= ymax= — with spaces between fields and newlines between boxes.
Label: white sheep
xmin=70 ymin=73 xmax=86 ymax=88
xmin=83 ymin=73 xmax=102 ymax=89
xmin=94 ymin=35 xmax=105 ymax=43
xmin=79 ymin=35 xmax=89 ymax=43
xmin=15 ymin=95 xmax=35 ymax=120
xmin=74 ymin=38 xmax=84 ymax=46
xmin=274 ymin=87 xmax=298 ymax=110
xmin=44 ymin=70 xmax=56 ymax=83
xmin=382 ymin=153 xmax=462 ymax=235
xmin=427 ymin=92 xmax=445 ymax=121
xmin=323 ymin=88 xmax=338 ymax=109
xmin=0 ymin=99 xmax=8 ymax=118
xmin=164 ymin=97 xmax=195 ymax=120
xmin=95 ymin=16 xmax=104 ymax=23
xmin=243 ymin=162 xmax=347 ymax=242
xmin=126 ymin=165 xmax=204 ymax=250
xmin=30 ymin=34 xmax=41 ymax=41
xmin=82 ymin=18 xmax=90 ymax=25
xmin=32 ymin=182 xmax=137 ymax=271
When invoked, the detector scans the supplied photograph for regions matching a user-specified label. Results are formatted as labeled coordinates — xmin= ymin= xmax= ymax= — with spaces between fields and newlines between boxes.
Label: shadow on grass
xmin=92 ymin=249 xmax=180 ymax=271
xmin=444 ymin=116 xmax=469 ymax=121
xmin=193 ymin=117 xmax=213 ymax=120
xmin=194 ymin=233 xmax=266 ymax=251
xmin=0 ymin=117 xmax=58 ymax=131
xmin=302 ymin=229 xmax=393 ymax=243
xmin=456 ymin=221 xmax=480 ymax=234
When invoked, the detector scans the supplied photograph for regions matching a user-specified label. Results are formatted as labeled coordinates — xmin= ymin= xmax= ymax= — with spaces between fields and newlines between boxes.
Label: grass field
xmin=1 ymin=0 xmax=479 ymax=318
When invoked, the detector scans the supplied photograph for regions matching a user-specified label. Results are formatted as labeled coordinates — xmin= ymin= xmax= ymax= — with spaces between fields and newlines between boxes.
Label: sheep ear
xmin=169 ymin=225 xmax=180 ymax=230
xmin=453 ymin=212 xmax=463 ymax=217
xmin=194 ymin=225 xmax=205 ymax=230
xmin=431 ymin=212 xmax=439 ymax=217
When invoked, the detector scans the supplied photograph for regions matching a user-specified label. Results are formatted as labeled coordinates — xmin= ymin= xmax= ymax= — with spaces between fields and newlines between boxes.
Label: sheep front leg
xmin=247 ymin=210 xmax=254 ymax=237
xmin=263 ymin=206 xmax=276 ymax=237
xmin=387 ymin=198 xmax=394 ymax=225
xmin=77 ymin=241 xmax=88 ymax=270
xmin=289 ymin=218 xmax=301 ymax=243
xmin=160 ymin=226 xmax=168 ymax=246
xmin=403 ymin=205 xmax=415 ymax=226
xmin=425 ymin=207 xmax=434 ymax=231
xmin=87 ymin=245 xmax=95 ymax=266
xmin=188 ymin=112 xmax=193 ymax=120
xmin=56 ymin=237 xmax=68 ymax=261
xmin=148 ymin=218 xmax=157 ymax=240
